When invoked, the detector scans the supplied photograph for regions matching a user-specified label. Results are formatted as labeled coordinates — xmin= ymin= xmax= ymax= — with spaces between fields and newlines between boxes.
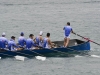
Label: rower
xmin=35 ymin=31 xmax=43 ymax=47
xmin=63 ymin=22 xmax=73 ymax=47
xmin=8 ymin=36 xmax=18 ymax=51
xmin=18 ymin=32 xmax=26 ymax=48
xmin=0 ymin=32 xmax=8 ymax=49
xmin=43 ymin=33 xmax=54 ymax=49
xmin=26 ymin=34 xmax=36 ymax=49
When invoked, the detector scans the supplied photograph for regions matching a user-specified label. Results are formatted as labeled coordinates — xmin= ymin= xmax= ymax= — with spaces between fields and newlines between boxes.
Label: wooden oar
xmin=0 ymin=49 xmax=46 ymax=61
xmin=29 ymin=50 xmax=46 ymax=61
xmin=72 ymin=32 xmax=100 ymax=46
xmin=0 ymin=49 xmax=32 ymax=61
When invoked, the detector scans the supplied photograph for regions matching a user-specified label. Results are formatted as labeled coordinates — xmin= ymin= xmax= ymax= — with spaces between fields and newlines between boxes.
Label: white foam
xmin=0 ymin=57 xmax=1 ymax=59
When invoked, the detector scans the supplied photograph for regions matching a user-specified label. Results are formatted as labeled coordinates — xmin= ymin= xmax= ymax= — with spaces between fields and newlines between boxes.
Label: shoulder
xmin=47 ymin=38 xmax=51 ymax=42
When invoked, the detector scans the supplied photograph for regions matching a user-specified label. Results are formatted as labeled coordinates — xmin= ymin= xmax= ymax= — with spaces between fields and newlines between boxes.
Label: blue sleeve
xmin=24 ymin=39 xmax=26 ymax=43
xmin=63 ymin=26 xmax=65 ymax=30
xmin=5 ymin=39 xmax=8 ymax=44
xmin=32 ymin=40 xmax=37 ymax=47
xmin=13 ymin=43 xmax=18 ymax=48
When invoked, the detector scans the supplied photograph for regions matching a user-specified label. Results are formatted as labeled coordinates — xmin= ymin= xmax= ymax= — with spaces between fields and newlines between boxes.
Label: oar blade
xmin=14 ymin=55 xmax=26 ymax=61
xmin=0 ymin=57 xmax=1 ymax=59
xmin=35 ymin=56 xmax=46 ymax=61
xmin=91 ymin=55 xmax=100 ymax=58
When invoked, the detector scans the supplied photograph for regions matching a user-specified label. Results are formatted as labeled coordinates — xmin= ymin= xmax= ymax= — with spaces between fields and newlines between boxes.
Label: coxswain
xmin=0 ymin=32 xmax=8 ymax=49
xmin=63 ymin=22 xmax=73 ymax=47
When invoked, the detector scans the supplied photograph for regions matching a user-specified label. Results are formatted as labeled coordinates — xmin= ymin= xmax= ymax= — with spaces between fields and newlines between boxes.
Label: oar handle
xmin=72 ymin=32 xmax=100 ymax=46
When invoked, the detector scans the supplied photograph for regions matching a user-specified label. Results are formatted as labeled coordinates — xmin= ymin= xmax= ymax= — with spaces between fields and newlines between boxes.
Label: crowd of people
xmin=0 ymin=22 xmax=73 ymax=51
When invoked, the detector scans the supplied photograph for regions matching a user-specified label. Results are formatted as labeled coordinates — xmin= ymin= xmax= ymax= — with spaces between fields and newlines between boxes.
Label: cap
xmin=20 ymin=32 xmax=24 ymax=36
xmin=2 ymin=32 xmax=6 ymax=36
xmin=39 ymin=31 xmax=43 ymax=35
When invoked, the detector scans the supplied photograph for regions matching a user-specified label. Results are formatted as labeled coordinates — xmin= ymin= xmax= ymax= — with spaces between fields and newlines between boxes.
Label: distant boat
xmin=0 ymin=39 xmax=90 ymax=57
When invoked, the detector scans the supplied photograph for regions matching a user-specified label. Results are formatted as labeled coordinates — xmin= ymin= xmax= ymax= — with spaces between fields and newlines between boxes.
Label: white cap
xmin=39 ymin=31 xmax=43 ymax=35
xmin=2 ymin=32 xmax=6 ymax=35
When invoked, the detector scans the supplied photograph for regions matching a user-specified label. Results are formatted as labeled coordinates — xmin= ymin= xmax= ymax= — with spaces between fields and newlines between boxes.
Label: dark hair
xmin=20 ymin=32 xmax=24 ymax=36
xmin=67 ymin=22 xmax=70 ymax=25
xmin=29 ymin=34 xmax=34 ymax=37
xmin=47 ymin=33 xmax=50 ymax=37
xmin=11 ymin=36 xmax=15 ymax=39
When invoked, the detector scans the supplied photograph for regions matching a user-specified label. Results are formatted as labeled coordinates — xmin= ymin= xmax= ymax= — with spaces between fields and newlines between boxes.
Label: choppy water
xmin=0 ymin=0 xmax=100 ymax=75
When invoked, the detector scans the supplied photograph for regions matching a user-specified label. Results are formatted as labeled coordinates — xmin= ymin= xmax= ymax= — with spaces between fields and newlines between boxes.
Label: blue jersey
xmin=35 ymin=36 xmax=43 ymax=47
xmin=35 ymin=36 xmax=39 ymax=45
xmin=18 ymin=36 xmax=26 ymax=47
xmin=43 ymin=38 xmax=50 ymax=48
xmin=63 ymin=26 xmax=72 ymax=36
xmin=26 ymin=38 xmax=36 ymax=49
xmin=0 ymin=37 xmax=8 ymax=49
xmin=8 ymin=39 xmax=18 ymax=51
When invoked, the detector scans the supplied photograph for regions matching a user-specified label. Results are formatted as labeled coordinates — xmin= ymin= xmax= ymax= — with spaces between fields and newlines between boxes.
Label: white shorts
xmin=64 ymin=35 xmax=70 ymax=38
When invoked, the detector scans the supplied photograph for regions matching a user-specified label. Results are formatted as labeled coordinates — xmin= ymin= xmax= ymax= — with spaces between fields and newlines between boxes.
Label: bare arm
xmin=48 ymin=39 xmax=54 ymax=48
xmin=48 ymin=39 xmax=52 ymax=46
xmin=71 ymin=29 xmax=76 ymax=35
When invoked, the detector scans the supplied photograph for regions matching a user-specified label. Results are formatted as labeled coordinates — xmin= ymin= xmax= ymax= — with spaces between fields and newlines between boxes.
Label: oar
xmin=0 ymin=49 xmax=46 ymax=61
xmin=41 ymin=46 xmax=87 ymax=57
xmin=72 ymin=32 xmax=100 ymax=46
xmin=13 ymin=49 xmax=46 ymax=61
xmin=0 ymin=49 xmax=32 ymax=61
xmin=29 ymin=50 xmax=46 ymax=61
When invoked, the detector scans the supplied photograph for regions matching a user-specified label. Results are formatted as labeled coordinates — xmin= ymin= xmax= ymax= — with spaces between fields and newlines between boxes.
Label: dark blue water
xmin=0 ymin=0 xmax=100 ymax=75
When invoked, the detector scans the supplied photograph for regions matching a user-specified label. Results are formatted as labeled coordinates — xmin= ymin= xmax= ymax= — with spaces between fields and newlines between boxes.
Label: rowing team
xmin=0 ymin=31 xmax=55 ymax=51
xmin=0 ymin=22 xmax=73 ymax=51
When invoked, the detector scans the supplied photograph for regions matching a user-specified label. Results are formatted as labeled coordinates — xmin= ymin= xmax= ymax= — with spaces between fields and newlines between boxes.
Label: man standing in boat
xmin=18 ymin=32 xmax=26 ymax=48
xmin=63 ymin=22 xmax=73 ymax=47
xmin=0 ymin=32 xmax=8 ymax=49
xmin=43 ymin=33 xmax=54 ymax=48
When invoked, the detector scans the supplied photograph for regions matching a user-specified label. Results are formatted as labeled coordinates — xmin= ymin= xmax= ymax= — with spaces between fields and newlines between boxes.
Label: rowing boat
xmin=0 ymin=39 xmax=90 ymax=57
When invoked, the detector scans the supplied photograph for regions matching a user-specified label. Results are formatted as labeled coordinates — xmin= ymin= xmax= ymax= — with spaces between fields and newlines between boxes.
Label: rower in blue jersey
xmin=8 ymin=36 xmax=18 ymax=51
xmin=26 ymin=34 xmax=36 ymax=49
xmin=63 ymin=22 xmax=73 ymax=47
xmin=35 ymin=31 xmax=43 ymax=47
xmin=0 ymin=32 xmax=8 ymax=49
xmin=18 ymin=32 xmax=26 ymax=47
xmin=43 ymin=33 xmax=54 ymax=49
